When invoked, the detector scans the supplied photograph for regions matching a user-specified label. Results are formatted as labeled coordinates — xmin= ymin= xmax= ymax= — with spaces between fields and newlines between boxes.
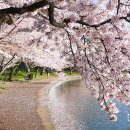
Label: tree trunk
xmin=8 ymin=67 xmax=13 ymax=81
xmin=4 ymin=69 xmax=7 ymax=81
xmin=35 ymin=67 xmax=38 ymax=78
xmin=0 ymin=65 xmax=3 ymax=72
xmin=69 ymin=67 xmax=72 ymax=75
xmin=14 ymin=66 xmax=18 ymax=75
xmin=40 ymin=67 xmax=44 ymax=75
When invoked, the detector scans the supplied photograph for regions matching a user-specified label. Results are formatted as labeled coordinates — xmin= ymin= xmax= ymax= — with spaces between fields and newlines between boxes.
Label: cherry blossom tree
xmin=1 ymin=0 xmax=130 ymax=121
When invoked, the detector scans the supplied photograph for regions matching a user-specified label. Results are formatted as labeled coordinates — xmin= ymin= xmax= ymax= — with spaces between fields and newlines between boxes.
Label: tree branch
xmin=0 ymin=0 xmax=51 ymax=15
xmin=0 ymin=53 xmax=16 ymax=75
xmin=0 ymin=0 xmax=130 ymax=28
xmin=48 ymin=4 xmax=66 ymax=28
xmin=117 ymin=0 xmax=120 ymax=15
xmin=76 ymin=16 xmax=130 ymax=28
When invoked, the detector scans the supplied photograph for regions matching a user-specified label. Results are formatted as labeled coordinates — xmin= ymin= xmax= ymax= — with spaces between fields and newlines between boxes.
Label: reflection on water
xmin=48 ymin=80 xmax=130 ymax=130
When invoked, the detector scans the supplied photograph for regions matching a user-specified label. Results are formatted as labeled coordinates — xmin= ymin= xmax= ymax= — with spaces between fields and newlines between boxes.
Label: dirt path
xmin=0 ymin=78 xmax=56 ymax=130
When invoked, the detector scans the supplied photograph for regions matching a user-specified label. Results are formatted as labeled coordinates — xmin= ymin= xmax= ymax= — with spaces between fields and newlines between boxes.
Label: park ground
xmin=0 ymin=77 xmax=57 ymax=130
xmin=0 ymin=68 xmax=80 ymax=130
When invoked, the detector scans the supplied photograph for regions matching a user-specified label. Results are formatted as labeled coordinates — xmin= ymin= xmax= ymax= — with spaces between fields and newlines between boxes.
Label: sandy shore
xmin=0 ymin=76 xmax=81 ymax=130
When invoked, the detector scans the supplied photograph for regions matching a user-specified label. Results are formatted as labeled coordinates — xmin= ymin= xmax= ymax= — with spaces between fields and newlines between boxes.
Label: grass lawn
xmin=0 ymin=67 xmax=80 ymax=82
xmin=0 ymin=68 xmax=56 ymax=82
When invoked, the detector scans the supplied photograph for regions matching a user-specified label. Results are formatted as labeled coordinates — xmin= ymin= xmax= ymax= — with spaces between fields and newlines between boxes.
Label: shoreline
xmin=37 ymin=76 xmax=82 ymax=130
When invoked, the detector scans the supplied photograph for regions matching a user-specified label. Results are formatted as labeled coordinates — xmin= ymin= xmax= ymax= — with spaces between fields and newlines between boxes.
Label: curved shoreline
xmin=37 ymin=76 xmax=81 ymax=130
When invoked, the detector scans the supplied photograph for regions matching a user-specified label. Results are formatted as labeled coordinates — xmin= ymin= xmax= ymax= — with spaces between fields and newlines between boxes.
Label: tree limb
xmin=117 ymin=0 xmax=120 ymax=15
xmin=76 ymin=16 xmax=130 ymax=28
xmin=0 ymin=0 xmax=130 ymax=28
xmin=0 ymin=0 xmax=51 ymax=15
xmin=0 ymin=53 xmax=16 ymax=75
xmin=48 ymin=4 xmax=66 ymax=28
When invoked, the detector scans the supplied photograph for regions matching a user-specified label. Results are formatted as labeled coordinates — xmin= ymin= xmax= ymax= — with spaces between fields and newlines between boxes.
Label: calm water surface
xmin=48 ymin=79 xmax=130 ymax=130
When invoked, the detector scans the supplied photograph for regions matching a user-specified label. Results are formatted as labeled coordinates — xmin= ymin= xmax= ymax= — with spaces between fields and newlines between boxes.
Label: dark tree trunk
xmin=69 ymin=67 xmax=72 ymax=75
xmin=4 ymin=69 xmax=7 ymax=81
xmin=8 ymin=67 xmax=13 ymax=81
xmin=0 ymin=65 xmax=3 ymax=72
xmin=45 ymin=67 xmax=50 ymax=78
xmin=40 ymin=67 xmax=44 ymax=75
xmin=35 ymin=67 xmax=38 ymax=78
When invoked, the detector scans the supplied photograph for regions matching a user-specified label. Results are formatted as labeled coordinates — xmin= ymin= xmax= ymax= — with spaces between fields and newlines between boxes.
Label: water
xmin=48 ymin=79 xmax=130 ymax=130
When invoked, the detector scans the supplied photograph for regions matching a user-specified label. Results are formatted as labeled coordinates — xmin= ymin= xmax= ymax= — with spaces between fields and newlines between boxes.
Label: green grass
xmin=0 ymin=68 xmax=57 ymax=82
xmin=64 ymin=70 xmax=80 ymax=75
xmin=0 ymin=67 xmax=80 ymax=82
